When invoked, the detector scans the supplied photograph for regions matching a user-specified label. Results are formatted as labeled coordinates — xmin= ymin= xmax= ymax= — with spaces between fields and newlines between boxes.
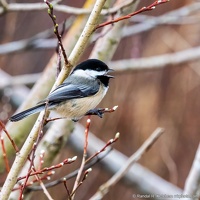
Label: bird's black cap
xmin=73 ymin=59 xmax=110 ymax=72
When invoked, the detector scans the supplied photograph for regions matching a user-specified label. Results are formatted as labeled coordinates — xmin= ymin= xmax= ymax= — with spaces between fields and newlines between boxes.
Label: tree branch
xmin=70 ymin=124 xmax=184 ymax=199
xmin=89 ymin=128 xmax=164 ymax=200
xmin=123 ymin=2 xmax=200 ymax=36
xmin=0 ymin=0 xmax=107 ymax=199
xmin=0 ymin=0 xmax=144 ymax=16
xmin=183 ymin=144 xmax=200 ymax=200
xmin=109 ymin=46 xmax=200 ymax=72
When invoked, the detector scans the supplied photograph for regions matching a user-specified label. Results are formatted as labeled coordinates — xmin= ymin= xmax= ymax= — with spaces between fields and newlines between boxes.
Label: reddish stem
xmin=96 ymin=0 xmax=169 ymax=30
xmin=0 ymin=120 xmax=19 ymax=152
xmin=0 ymin=136 xmax=10 ymax=173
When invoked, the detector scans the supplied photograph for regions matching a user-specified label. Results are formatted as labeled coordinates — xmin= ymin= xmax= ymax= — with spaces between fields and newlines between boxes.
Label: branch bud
xmin=115 ymin=132 xmax=120 ymax=139
xmin=47 ymin=8 xmax=51 ymax=15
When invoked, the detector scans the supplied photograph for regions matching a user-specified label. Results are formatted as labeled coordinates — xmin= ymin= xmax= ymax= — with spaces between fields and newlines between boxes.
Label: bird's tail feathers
xmin=10 ymin=104 xmax=45 ymax=122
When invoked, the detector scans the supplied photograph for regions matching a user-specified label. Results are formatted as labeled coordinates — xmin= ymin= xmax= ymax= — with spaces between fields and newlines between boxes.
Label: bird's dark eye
xmin=96 ymin=67 xmax=101 ymax=71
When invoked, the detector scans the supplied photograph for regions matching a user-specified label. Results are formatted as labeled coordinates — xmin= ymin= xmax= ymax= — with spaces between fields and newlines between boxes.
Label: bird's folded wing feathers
xmin=38 ymin=82 xmax=99 ymax=104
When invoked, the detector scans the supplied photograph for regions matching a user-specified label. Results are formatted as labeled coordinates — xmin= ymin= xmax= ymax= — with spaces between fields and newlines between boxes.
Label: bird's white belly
xmin=54 ymin=84 xmax=108 ymax=120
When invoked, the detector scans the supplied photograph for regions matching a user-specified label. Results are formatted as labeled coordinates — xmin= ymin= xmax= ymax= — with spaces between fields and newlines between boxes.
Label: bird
xmin=10 ymin=59 xmax=114 ymax=122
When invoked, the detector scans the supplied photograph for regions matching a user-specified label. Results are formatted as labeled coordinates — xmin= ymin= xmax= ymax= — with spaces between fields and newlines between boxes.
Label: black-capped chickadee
xmin=10 ymin=59 xmax=114 ymax=122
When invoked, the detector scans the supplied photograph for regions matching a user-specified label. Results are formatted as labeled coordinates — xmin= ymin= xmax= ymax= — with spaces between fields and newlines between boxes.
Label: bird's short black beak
xmin=106 ymin=69 xmax=114 ymax=78
xmin=108 ymin=69 xmax=114 ymax=72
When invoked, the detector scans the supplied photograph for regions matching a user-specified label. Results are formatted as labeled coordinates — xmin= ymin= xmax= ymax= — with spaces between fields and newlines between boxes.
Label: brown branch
xmin=0 ymin=135 xmax=10 ymax=173
xmin=17 ymin=156 xmax=77 ymax=182
xmin=96 ymin=0 xmax=169 ymax=30
xmin=0 ymin=0 xmax=107 ymax=198
xmin=0 ymin=121 xmax=19 ymax=152
xmin=184 ymin=144 xmax=200 ymax=199
xmin=71 ymin=117 xmax=91 ymax=199
xmin=27 ymin=146 xmax=113 ymax=191
xmin=63 ymin=179 xmax=72 ymax=200
xmin=18 ymin=102 xmax=49 ymax=199
xmin=44 ymin=0 xmax=69 ymax=68
xmin=89 ymin=128 xmax=165 ymax=200
xmin=86 ymin=132 xmax=120 ymax=163
xmin=70 ymin=168 xmax=92 ymax=197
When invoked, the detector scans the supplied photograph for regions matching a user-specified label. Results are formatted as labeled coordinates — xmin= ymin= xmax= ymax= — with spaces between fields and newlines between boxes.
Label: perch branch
xmin=0 ymin=0 xmax=107 ymax=199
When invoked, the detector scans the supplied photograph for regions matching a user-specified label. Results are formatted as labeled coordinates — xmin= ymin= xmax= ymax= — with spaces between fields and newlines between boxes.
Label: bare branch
xmin=27 ymin=149 xmax=112 ymax=191
xmin=90 ymin=0 xmax=139 ymax=60
xmin=123 ymin=2 xmax=200 ymax=36
xmin=0 ymin=73 xmax=41 ymax=89
xmin=89 ymin=128 xmax=164 ymax=200
xmin=1 ymin=3 xmax=199 ymax=55
xmin=184 ymin=144 xmax=200 ymax=200
xmin=71 ymin=124 xmax=184 ymax=199
xmin=0 ymin=0 xmax=150 ymax=16
xmin=96 ymin=0 xmax=169 ymax=30
xmin=0 ymin=0 xmax=107 ymax=199
xmin=0 ymin=135 xmax=10 ymax=173
xmin=0 ymin=17 xmax=74 ymax=55
xmin=0 ymin=121 xmax=19 ymax=153
xmin=110 ymin=46 xmax=200 ymax=72
xmin=2 ymin=44 xmax=200 ymax=90
xmin=0 ymin=2 xmax=90 ymax=15
xmin=71 ymin=117 xmax=91 ymax=199
xmin=45 ymin=0 xmax=69 ymax=67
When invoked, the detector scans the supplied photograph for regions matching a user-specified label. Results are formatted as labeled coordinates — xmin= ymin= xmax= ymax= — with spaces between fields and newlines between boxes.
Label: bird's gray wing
xmin=39 ymin=80 xmax=100 ymax=104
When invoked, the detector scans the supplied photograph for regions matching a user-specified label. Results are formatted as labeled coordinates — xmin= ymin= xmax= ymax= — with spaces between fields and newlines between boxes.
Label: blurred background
xmin=0 ymin=0 xmax=200 ymax=199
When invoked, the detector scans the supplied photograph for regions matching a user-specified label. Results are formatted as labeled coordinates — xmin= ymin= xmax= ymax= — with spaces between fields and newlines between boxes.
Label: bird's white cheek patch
xmin=85 ymin=69 xmax=107 ymax=78
xmin=72 ymin=70 xmax=89 ymax=78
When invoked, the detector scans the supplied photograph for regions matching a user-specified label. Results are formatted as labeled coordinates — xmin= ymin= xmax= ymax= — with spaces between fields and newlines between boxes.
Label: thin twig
xmin=70 ymin=124 xmax=183 ymax=198
xmin=0 ymin=135 xmax=10 ymax=173
xmin=70 ymin=168 xmax=92 ymax=197
xmin=0 ymin=0 xmax=149 ymax=15
xmin=95 ymin=0 xmax=169 ymax=30
xmin=1 ymin=2 xmax=198 ymax=55
xmin=183 ymin=144 xmax=200 ymax=200
xmin=56 ymin=20 xmax=66 ymax=76
xmin=17 ymin=156 xmax=77 ymax=182
xmin=161 ymin=143 xmax=178 ymax=185
xmin=39 ymin=181 xmax=54 ymax=200
xmin=18 ymin=102 xmax=49 ymax=199
xmin=86 ymin=132 xmax=120 ymax=163
xmin=71 ymin=117 xmax=91 ymax=199
xmin=89 ymin=128 xmax=165 ymax=200
xmin=123 ymin=2 xmax=200 ymax=36
xmin=45 ymin=0 xmax=69 ymax=67
xmin=27 ymin=149 xmax=112 ymax=191
xmin=0 ymin=0 xmax=107 ymax=198
xmin=0 ymin=121 xmax=19 ymax=152
xmin=63 ymin=179 xmax=72 ymax=200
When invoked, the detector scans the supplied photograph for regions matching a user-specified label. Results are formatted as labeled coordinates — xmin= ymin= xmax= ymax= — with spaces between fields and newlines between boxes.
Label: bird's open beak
xmin=108 ymin=69 xmax=114 ymax=72
xmin=106 ymin=69 xmax=114 ymax=78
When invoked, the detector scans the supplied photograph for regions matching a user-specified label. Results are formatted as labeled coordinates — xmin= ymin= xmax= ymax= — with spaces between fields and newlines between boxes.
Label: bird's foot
xmin=86 ymin=106 xmax=118 ymax=119
xmin=72 ymin=118 xmax=79 ymax=122
xmin=85 ymin=108 xmax=105 ymax=118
